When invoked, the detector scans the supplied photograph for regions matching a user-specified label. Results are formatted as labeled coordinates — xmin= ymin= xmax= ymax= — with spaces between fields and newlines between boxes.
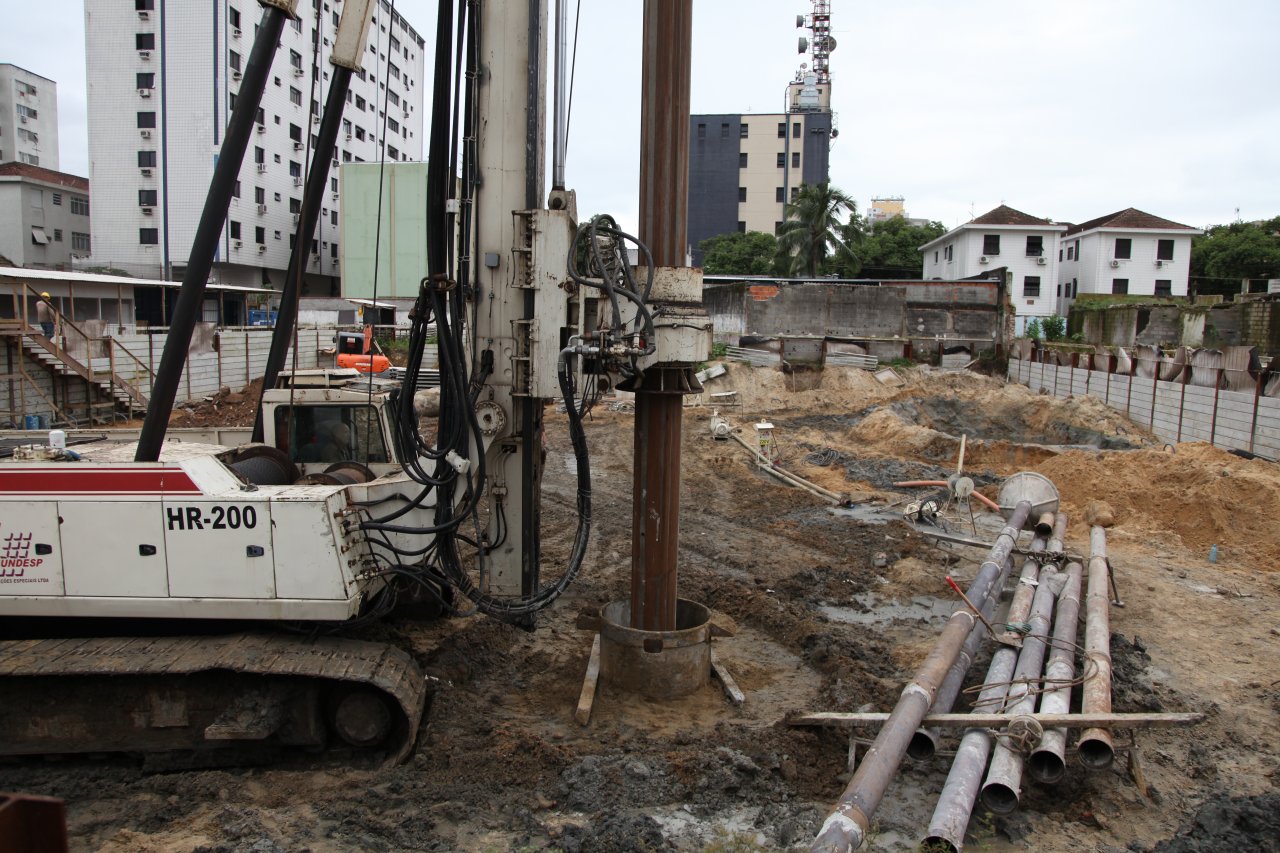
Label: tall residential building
xmin=84 ymin=0 xmax=425 ymax=296
xmin=687 ymin=1 xmax=836 ymax=267
xmin=867 ymin=197 xmax=905 ymax=227
xmin=0 ymin=163 xmax=91 ymax=269
xmin=0 ymin=64 xmax=60 ymax=170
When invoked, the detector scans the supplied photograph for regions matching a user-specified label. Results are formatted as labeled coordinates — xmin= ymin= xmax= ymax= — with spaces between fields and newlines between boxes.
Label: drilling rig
xmin=0 ymin=0 xmax=709 ymax=763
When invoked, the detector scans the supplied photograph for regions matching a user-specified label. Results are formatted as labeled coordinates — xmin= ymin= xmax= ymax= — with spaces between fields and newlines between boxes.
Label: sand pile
xmin=1034 ymin=442 xmax=1280 ymax=570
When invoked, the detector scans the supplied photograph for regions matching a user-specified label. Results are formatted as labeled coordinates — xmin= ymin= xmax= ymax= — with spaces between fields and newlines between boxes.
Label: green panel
xmin=338 ymin=162 xmax=429 ymax=298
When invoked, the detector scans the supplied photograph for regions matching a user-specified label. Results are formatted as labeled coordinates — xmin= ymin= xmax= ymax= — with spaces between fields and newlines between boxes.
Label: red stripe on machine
xmin=0 ymin=468 xmax=203 ymax=495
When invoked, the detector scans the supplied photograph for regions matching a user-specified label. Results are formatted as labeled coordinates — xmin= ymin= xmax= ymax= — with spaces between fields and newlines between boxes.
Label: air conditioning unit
xmin=293 ymin=68 xmax=304 ymax=77
xmin=312 ymin=116 xmax=321 ymax=125
xmin=232 ymin=27 xmax=241 ymax=39
xmin=292 ymin=214 xmax=301 ymax=226
xmin=331 ymin=192 xmax=339 ymax=202
xmin=293 ymin=142 xmax=303 ymax=150
xmin=293 ymin=176 xmax=303 ymax=187
xmin=141 ymin=167 xmax=153 ymax=176
xmin=257 ymin=203 xmax=267 ymax=213
xmin=256 ymin=163 xmax=267 ymax=173
xmin=233 ymin=240 xmax=242 ymax=248
xmin=258 ymin=245 xmax=266 ymax=253
xmin=1155 ymin=260 xmax=1165 ymax=268
xmin=139 ymin=50 xmax=151 ymax=60
xmin=345 ymin=132 xmax=352 ymax=140
xmin=1036 ymin=256 xmax=1047 ymax=265
xmin=138 ymin=9 xmax=149 ymax=19
xmin=140 ymin=129 xmax=152 ymax=138
xmin=18 ymin=116 xmax=27 ymax=124
xmin=232 ymin=71 xmax=242 ymax=82
xmin=138 ymin=88 xmax=152 ymax=98
xmin=978 ymin=255 xmax=989 ymax=264
xmin=141 ymin=206 xmax=153 ymax=215
xmin=256 ymin=124 xmax=265 ymax=134
xmin=1110 ymin=260 xmax=1121 ymax=268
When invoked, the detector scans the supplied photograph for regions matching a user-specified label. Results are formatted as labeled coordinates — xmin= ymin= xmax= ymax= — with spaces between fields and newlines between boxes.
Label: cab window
xmin=275 ymin=405 xmax=389 ymax=465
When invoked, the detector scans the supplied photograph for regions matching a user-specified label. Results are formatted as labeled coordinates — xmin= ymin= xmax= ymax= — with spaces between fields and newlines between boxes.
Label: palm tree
xmin=776 ymin=183 xmax=856 ymax=277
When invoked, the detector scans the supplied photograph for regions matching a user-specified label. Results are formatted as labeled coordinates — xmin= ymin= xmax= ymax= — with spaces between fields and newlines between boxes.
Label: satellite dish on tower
xmin=797 ymin=37 xmax=808 ymax=54
xmin=796 ymin=14 xmax=805 ymax=27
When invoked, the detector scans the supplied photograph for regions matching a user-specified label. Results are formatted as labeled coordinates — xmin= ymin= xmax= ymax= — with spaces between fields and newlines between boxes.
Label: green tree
xmin=776 ymin=182 xmax=855 ymax=277
xmin=1041 ymin=315 xmax=1066 ymax=341
xmin=1024 ymin=318 xmax=1042 ymax=341
xmin=1191 ymin=217 xmax=1280 ymax=292
xmin=856 ymin=217 xmax=947 ymax=277
xmin=698 ymin=231 xmax=780 ymax=276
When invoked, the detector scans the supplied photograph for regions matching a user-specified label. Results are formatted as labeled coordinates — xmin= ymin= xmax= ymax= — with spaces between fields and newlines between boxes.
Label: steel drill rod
xmin=630 ymin=379 xmax=683 ymax=630
xmin=810 ymin=501 xmax=1032 ymax=853
xmin=1028 ymin=558 xmax=1084 ymax=784
xmin=791 ymin=711 xmax=1203 ymax=728
xmin=920 ymin=536 xmax=1049 ymax=852
xmin=980 ymin=514 xmax=1070 ymax=815
xmin=1078 ymin=525 xmax=1115 ymax=768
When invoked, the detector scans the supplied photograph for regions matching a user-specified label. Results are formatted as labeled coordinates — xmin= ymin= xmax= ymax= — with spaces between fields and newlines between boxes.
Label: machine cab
xmin=260 ymin=369 xmax=401 ymax=475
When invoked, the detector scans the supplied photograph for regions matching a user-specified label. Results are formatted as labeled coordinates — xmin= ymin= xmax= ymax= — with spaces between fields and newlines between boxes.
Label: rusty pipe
xmin=980 ymin=514 xmax=1069 ymax=814
xmin=810 ymin=501 xmax=1032 ymax=853
xmin=922 ymin=536 xmax=1050 ymax=851
xmin=1078 ymin=525 xmax=1115 ymax=768
xmin=1034 ymin=511 xmax=1055 ymax=537
xmin=1028 ymin=558 xmax=1084 ymax=784
xmin=891 ymin=481 xmax=1001 ymax=513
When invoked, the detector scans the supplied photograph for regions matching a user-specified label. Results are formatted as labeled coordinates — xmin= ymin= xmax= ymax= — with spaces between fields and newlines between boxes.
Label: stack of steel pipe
xmin=809 ymin=469 xmax=1071 ymax=853
xmin=921 ymin=533 xmax=1051 ymax=852
xmin=1077 ymin=523 xmax=1115 ymax=769
xmin=1028 ymin=554 xmax=1084 ymax=784
xmin=980 ymin=513 xmax=1069 ymax=814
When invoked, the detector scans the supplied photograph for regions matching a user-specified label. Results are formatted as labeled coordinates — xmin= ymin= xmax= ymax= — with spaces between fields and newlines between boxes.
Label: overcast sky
xmin=5 ymin=0 xmax=1278 ymax=236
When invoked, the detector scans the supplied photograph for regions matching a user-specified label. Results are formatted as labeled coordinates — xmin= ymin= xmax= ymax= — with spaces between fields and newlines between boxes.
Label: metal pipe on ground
xmin=1078 ymin=524 xmax=1115 ymax=768
xmin=728 ymin=431 xmax=842 ymax=504
xmin=920 ymin=535 xmax=1049 ymax=852
xmin=1028 ymin=557 xmax=1084 ymax=783
xmin=810 ymin=500 xmax=1033 ymax=853
xmin=980 ymin=514 xmax=1070 ymax=814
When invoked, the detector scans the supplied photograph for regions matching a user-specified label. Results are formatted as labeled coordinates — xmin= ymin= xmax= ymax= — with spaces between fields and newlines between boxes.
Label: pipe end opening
xmin=1028 ymin=751 xmax=1066 ymax=785
xmin=1078 ymin=738 xmax=1115 ymax=770
xmin=921 ymin=837 xmax=959 ymax=853
xmin=906 ymin=731 xmax=937 ymax=762
xmin=980 ymin=783 xmax=1019 ymax=816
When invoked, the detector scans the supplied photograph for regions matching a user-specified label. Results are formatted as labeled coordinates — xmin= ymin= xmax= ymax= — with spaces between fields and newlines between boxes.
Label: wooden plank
xmin=574 ymin=634 xmax=602 ymax=726
xmin=787 ymin=711 xmax=1204 ymax=729
xmin=710 ymin=649 xmax=745 ymax=707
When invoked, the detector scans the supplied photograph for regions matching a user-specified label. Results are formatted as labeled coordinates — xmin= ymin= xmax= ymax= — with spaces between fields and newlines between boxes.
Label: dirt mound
xmin=168 ymin=379 xmax=266 ymax=428
xmin=1034 ymin=442 xmax=1280 ymax=570
xmin=1147 ymin=793 xmax=1280 ymax=852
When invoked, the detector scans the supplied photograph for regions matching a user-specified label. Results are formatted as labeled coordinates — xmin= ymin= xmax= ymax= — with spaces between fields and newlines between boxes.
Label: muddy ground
xmin=4 ymin=363 xmax=1279 ymax=852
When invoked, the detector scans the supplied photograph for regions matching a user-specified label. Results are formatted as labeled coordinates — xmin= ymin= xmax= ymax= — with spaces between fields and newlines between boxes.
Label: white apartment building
xmin=1056 ymin=208 xmax=1200 ymax=313
xmin=0 ymin=64 xmax=60 ymax=170
xmin=85 ymin=0 xmax=425 ymax=297
xmin=920 ymin=205 xmax=1067 ymax=333
xmin=0 ymin=163 xmax=92 ymax=269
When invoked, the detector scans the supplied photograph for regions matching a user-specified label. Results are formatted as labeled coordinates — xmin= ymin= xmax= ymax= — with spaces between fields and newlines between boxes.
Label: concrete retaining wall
xmin=1008 ymin=357 xmax=1280 ymax=461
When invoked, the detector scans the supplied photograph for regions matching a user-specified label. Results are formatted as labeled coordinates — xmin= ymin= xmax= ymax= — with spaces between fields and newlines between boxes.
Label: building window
xmin=1072 ymin=279 xmax=1078 ymax=298
xmin=774 ymin=221 xmax=783 ymax=235
xmin=696 ymin=123 xmax=706 ymax=140
xmin=777 ymin=122 xmax=786 ymax=138
xmin=53 ymin=229 xmax=63 ymax=242
xmin=255 ymin=226 xmax=266 ymax=244
xmin=1114 ymin=238 xmax=1131 ymax=259
xmin=229 ymin=50 xmax=242 ymax=72
xmin=739 ymin=124 xmax=748 ymax=139
xmin=791 ymin=187 xmax=799 ymax=201
xmin=331 ymin=210 xmax=338 ymax=226
xmin=737 ymin=221 xmax=746 ymax=233
xmin=791 ymin=152 xmax=800 ymax=168
xmin=330 ymin=243 xmax=338 ymax=259
xmin=139 ymin=228 xmax=159 ymax=245
xmin=355 ymin=95 xmax=366 ymax=111
xmin=51 ymin=193 xmax=62 ymax=206
xmin=739 ymin=152 xmax=748 ymax=168
xmin=388 ymin=117 xmax=400 ymax=134
xmin=138 ymin=150 xmax=157 ymax=167
xmin=71 ymin=232 xmax=91 ymax=252
xmin=1058 ymin=248 xmax=1063 ymax=261
xmin=229 ymin=221 xmax=241 ymax=239
xmin=776 ymin=152 xmax=785 ymax=168
xmin=289 ymin=161 xmax=301 ymax=177
xmin=775 ymin=186 xmax=784 ymax=203
xmin=289 ymin=198 xmax=301 ymax=214
xmin=138 ymin=189 xmax=157 ymax=206
xmin=1067 ymin=245 xmax=1074 ymax=260
xmin=388 ymin=62 xmax=400 ymax=80
xmin=945 ymin=245 xmax=953 ymax=261
xmin=934 ymin=250 xmax=939 ymax=263
xmin=331 ymin=176 xmax=338 ymax=192
xmin=1023 ymin=276 xmax=1041 ymax=298
xmin=289 ymin=50 xmax=303 ymax=71
xmin=137 ymin=111 xmax=156 ymax=129
xmin=289 ymin=123 xmax=302 ymax=143
xmin=983 ymin=234 xmax=1000 ymax=256
xmin=1074 ymin=239 xmax=1080 ymax=257
xmin=738 ymin=187 xmax=747 ymax=203
xmin=70 ymin=197 xmax=89 ymax=216
xmin=136 ymin=0 xmax=154 ymax=9
xmin=386 ymin=145 xmax=399 ymax=160
xmin=1112 ymin=278 xmax=1129 ymax=295
xmin=254 ymin=146 xmax=265 ymax=164
xmin=255 ymin=187 xmax=266 ymax=204
xmin=792 ymin=121 xmax=800 ymax=138
xmin=1026 ymin=235 xmax=1043 ymax=257
xmin=136 ymin=72 xmax=154 ymax=89
xmin=136 ymin=33 xmax=155 ymax=51
xmin=1157 ymin=239 xmax=1174 ymax=261
xmin=1155 ymin=279 xmax=1172 ymax=297
xmin=720 ymin=122 xmax=729 ymax=138
xmin=16 ymin=104 xmax=38 ymax=120
xmin=289 ymin=87 xmax=302 ymax=106
xmin=388 ymin=90 xmax=400 ymax=107
xmin=229 ymin=6 xmax=240 ymax=29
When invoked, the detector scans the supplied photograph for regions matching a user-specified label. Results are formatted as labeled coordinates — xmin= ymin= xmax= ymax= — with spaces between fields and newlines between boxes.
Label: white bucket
xmin=48 ymin=429 xmax=67 ymax=449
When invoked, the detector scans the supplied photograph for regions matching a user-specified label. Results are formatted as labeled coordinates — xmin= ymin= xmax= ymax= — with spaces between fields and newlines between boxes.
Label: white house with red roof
xmin=919 ymin=205 xmax=1068 ymax=333
xmin=1056 ymin=208 xmax=1201 ymax=314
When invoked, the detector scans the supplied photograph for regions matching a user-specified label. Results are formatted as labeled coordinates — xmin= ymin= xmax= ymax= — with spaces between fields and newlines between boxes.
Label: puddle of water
xmin=819 ymin=591 xmax=954 ymax=626
xmin=829 ymin=503 xmax=901 ymax=525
